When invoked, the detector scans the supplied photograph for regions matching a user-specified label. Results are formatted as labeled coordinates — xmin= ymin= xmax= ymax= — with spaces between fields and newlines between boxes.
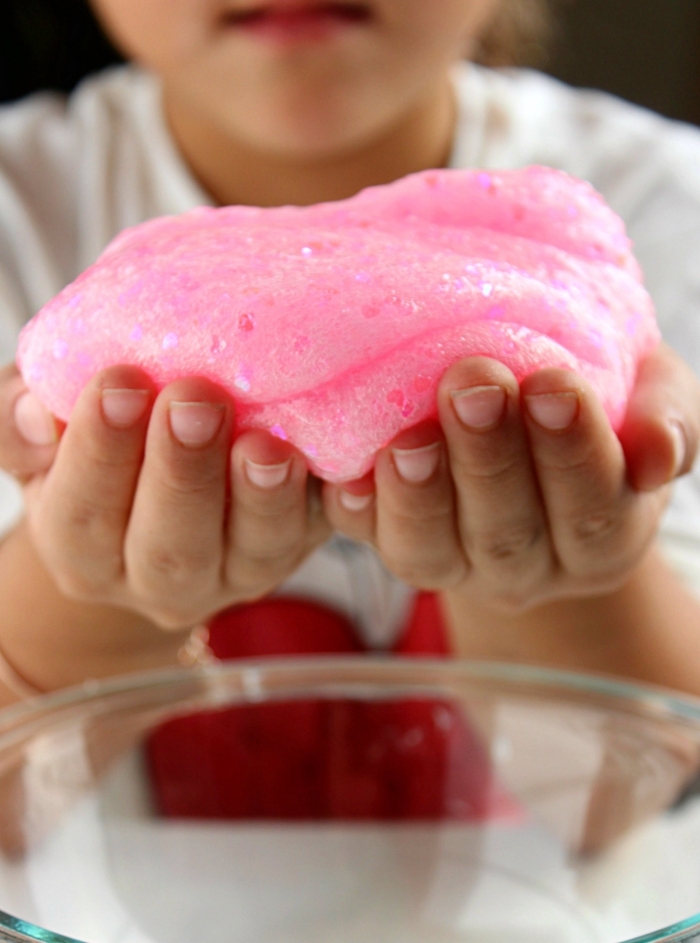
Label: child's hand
xmin=2 ymin=364 xmax=329 ymax=631
xmin=325 ymin=344 xmax=700 ymax=613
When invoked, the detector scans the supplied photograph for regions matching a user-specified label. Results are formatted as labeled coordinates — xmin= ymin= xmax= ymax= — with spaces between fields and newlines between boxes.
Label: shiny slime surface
xmin=18 ymin=167 xmax=659 ymax=481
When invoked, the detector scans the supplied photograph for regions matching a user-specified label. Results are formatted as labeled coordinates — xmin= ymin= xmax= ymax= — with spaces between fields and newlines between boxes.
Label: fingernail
xmin=101 ymin=389 xmax=150 ymax=429
xmin=668 ymin=420 xmax=686 ymax=476
xmin=392 ymin=442 xmax=441 ymax=483
xmin=525 ymin=392 xmax=579 ymax=431
xmin=13 ymin=392 xmax=57 ymax=446
xmin=452 ymin=385 xmax=506 ymax=430
xmin=245 ymin=459 xmax=291 ymax=489
xmin=169 ymin=402 xmax=225 ymax=447
xmin=339 ymin=490 xmax=373 ymax=512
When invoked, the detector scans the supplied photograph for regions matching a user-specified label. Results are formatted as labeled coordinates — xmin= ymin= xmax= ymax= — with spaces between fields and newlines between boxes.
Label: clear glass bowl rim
xmin=1 ymin=656 xmax=700 ymax=943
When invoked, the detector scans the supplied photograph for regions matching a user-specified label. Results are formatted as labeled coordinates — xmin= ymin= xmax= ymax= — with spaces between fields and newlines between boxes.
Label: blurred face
xmin=91 ymin=0 xmax=500 ymax=158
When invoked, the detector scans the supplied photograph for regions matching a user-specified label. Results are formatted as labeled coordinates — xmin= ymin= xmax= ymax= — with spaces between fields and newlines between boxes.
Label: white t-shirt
xmin=1 ymin=62 xmax=700 ymax=646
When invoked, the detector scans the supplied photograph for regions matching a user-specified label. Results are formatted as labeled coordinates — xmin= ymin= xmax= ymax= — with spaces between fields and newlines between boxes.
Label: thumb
xmin=619 ymin=344 xmax=700 ymax=492
xmin=0 ymin=363 xmax=58 ymax=480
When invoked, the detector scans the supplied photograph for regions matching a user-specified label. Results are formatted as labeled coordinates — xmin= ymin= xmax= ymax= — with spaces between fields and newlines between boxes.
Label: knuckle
xmin=63 ymin=443 xmax=137 ymax=493
xmin=527 ymin=425 xmax=597 ymax=476
xmin=471 ymin=520 xmax=545 ymax=566
xmin=144 ymin=545 xmax=215 ymax=588
xmin=160 ymin=466 xmax=223 ymax=504
xmin=538 ymin=451 xmax=592 ymax=478
xmin=81 ymin=447 xmax=130 ymax=476
xmin=62 ymin=497 xmax=111 ymax=532
xmin=244 ymin=490 xmax=302 ymax=521
xmin=452 ymin=450 xmax=521 ymax=486
xmin=64 ymin=501 xmax=100 ymax=533
xmin=58 ymin=499 xmax=126 ymax=549
xmin=564 ymin=509 xmax=641 ymax=581
xmin=386 ymin=501 xmax=454 ymax=532
xmin=571 ymin=508 xmax=622 ymax=547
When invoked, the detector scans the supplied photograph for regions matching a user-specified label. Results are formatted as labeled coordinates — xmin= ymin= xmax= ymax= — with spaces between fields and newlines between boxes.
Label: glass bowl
xmin=1 ymin=658 xmax=700 ymax=943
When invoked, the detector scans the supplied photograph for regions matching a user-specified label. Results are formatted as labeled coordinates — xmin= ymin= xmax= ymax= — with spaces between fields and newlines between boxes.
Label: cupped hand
xmin=8 ymin=365 xmax=329 ymax=630
xmin=324 ymin=343 xmax=700 ymax=612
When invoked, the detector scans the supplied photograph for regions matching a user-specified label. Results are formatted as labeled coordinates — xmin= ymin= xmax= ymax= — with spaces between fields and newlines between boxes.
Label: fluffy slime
xmin=17 ymin=167 xmax=659 ymax=481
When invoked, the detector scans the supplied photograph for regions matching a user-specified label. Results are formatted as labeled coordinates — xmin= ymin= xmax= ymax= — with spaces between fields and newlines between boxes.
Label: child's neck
xmin=164 ymin=77 xmax=456 ymax=208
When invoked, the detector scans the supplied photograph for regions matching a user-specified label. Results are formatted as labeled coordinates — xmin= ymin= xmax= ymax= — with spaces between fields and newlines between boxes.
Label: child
xmin=0 ymin=0 xmax=700 ymax=704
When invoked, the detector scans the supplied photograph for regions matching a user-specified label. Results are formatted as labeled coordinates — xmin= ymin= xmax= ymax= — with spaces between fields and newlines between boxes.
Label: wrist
xmin=0 ymin=521 xmax=192 ymax=696
xmin=442 ymin=546 xmax=700 ymax=694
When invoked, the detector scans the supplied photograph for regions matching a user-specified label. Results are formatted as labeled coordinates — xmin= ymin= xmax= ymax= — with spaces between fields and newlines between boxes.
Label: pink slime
xmin=18 ymin=166 xmax=659 ymax=482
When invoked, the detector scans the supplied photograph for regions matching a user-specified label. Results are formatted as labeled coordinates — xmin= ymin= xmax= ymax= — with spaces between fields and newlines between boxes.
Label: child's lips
xmin=222 ymin=2 xmax=374 ymax=41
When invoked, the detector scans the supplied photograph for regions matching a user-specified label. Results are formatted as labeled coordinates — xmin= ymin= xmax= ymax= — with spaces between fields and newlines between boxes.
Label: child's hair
xmin=475 ymin=0 xmax=554 ymax=67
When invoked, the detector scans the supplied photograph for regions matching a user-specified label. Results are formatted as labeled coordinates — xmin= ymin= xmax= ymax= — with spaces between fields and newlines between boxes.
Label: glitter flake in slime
xmin=17 ymin=166 xmax=659 ymax=482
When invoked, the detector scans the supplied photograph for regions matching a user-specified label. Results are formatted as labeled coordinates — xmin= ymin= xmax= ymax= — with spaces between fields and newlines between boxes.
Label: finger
xmin=373 ymin=420 xmax=467 ymax=590
xmin=522 ymin=369 xmax=663 ymax=583
xmin=619 ymin=343 xmax=700 ymax=491
xmin=225 ymin=429 xmax=316 ymax=598
xmin=0 ymin=363 xmax=58 ymax=479
xmin=438 ymin=358 xmax=552 ymax=603
xmin=323 ymin=471 xmax=376 ymax=544
xmin=125 ymin=378 xmax=231 ymax=626
xmin=31 ymin=365 xmax=154 ymax=596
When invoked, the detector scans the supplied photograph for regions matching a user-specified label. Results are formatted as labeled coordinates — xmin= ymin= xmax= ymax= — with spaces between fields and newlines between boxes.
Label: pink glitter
xmin=52 ymin=339 xmax=68 ymax=360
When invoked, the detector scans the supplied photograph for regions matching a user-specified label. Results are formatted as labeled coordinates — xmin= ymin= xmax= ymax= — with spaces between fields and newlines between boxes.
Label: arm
xmin=0 ymin=520 xmax=190 ymax=705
